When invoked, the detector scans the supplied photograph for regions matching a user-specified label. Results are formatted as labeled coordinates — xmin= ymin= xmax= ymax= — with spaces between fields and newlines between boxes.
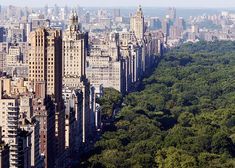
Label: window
xmin=8 ymin=103 xmax=13 ymax=106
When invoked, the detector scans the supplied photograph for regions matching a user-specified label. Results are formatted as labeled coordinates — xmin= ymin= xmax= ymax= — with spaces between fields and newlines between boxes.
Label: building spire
xmin=69 ymin=9 xmax=79 ymax=31
xmin=138 ymin=5 xmax=142 ymax=12
xmin=137 ymin=5 xmax=143 ymax=16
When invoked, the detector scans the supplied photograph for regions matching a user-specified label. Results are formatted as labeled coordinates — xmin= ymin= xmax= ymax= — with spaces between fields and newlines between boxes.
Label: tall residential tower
xmin=63 ymin=11 xmax=88 ymax=79
xmin=130 ymin=5 xmax=145 ymax=40
xmin=63 ymin=11 xmax=92 ymax=147
xmin=28 ymin=27 xmax=65 ymax=167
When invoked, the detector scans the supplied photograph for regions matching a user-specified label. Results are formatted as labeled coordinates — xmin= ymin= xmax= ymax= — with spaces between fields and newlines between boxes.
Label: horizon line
xmin=0 ymin=5 xmax=235 ymax=9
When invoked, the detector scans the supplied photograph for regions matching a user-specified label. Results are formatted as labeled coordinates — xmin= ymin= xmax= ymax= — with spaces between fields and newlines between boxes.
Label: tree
xmin=86 ymin=41 xmax=235 ymax=167
xmin=211 ymin=131 xmax=235 ymax=156
xmin=155 ymin=147 xmax=197 ymax=168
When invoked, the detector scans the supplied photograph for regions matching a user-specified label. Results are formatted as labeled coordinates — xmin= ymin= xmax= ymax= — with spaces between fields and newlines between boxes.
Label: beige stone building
xmin=87 ymin=32 xmax=126 ymax=93
xmin=28 ymin=27 xmax=65 ymax=168
xmin=0 ymin=77 xmax=29 ymax=97
xmin=130 ymin=5 xmax=145 ymax=40
xmin=86 ymin=56 xmax=124 ymax=92
xmin=19 ymin=96 xmax=43 ymax=168
xmin=6 ymin=45 xmax=21 ymax=67
xmin=28 ymin=27 xmax=63 ymax=103
xmin=0 ymin=103 xmax=32 ymax=168
xmin=119 ymin=31 xmax=143 ymax=91
xmin=63 ymin=11 xmax=88 ymax=79
xmin=62 ymin=12 xmax=93 ymax=153
xmin=0 ymin=77 xmax=43 ymax=168
xmin=11 ymin=77 xmax=28 ymax=95
xmin=0 ymin=79 xmax=20 ymax=168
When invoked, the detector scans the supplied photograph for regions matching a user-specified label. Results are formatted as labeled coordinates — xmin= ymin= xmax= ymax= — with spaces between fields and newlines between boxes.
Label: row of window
xmin=0 ymin=102 xmax=14 ymax=106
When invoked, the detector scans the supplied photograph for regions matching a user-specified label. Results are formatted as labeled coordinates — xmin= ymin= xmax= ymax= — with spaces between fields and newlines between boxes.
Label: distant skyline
xmin=0 ymin=0 xmax=235 ymax=8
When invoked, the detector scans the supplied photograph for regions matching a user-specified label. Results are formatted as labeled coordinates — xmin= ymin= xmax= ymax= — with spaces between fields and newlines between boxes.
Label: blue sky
xmin=0 ymin=0 xmax=235 ymax=8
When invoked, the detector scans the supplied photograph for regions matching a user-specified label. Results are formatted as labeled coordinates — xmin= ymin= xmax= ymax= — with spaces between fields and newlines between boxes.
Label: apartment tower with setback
xmin=63 ymin=11 xmax=92 ymax=145
xmin=63 ymin=11 xmax=88 ymax=79
xmin=28 ymin=27 xmax=65 ymax=167
xmin=130 ymin=5 xmax=145 ymax=40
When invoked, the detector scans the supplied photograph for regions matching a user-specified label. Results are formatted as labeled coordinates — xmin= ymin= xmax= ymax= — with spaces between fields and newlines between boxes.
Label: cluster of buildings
xmin=144 ymin=7 xmax=186 ymax=47
xmin=0 ymin=4 xmax=164 ymax=168
xmin=4 ymin=3 xmax=235 ymax=168
xmin=87 ymin=6 xmax=164 ymax=93
xmin=155 ymin=8 xmax=235 ymax=46
xmin=186 ymin=11 xmax=235 ymax=42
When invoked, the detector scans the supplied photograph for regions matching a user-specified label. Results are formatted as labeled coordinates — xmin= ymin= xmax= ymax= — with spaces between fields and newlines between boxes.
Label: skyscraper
xmin=167 ymin=7 xmax=176 ymax=20
xmin=28 ymin=27 xmax=63 ymax=103
xmin=28 ymin=27 xmax=65 ymax=167
xmin=162 ymin=19 xmax=170 ymax=36
xmin=63 ymin=11 xmax=88 ymax=79
xmin=63 ymin=11 xmax=92 ymax=145
xmin=130 ymin=5 xmax=145 ymax=40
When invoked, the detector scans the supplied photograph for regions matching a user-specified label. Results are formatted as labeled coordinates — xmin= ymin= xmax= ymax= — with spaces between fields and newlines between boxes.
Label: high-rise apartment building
xmin=0 ymin=77 xmax=44 ymax=168
xmin=130 ymin=5 xmax=145 ymax=40
xmin=28 ymin=27 xmax=65 ymax=167
xmin=63 ymin=11 xmax=88 ymax=79
xmin=34 ymin=97 xmax=55 ymax=168
xmin=19 ymin=96 xmax=43 ymax=168
xmin=0 ymin=79 xmax=19 ymax=168
xmin=119 ymin=31 xmax=143 ymax=91
xmin=28 ymin=27 xmax=63 ymax=103
xmin=63 ymin=12 xmax=93 ymax=147
xmin=2 ymin=42 xmax=29 ymax=78
xmin=86 ymin=56 xmax=125 ymax=93
xmin=87 ymin=32 xmax=126 ymax=93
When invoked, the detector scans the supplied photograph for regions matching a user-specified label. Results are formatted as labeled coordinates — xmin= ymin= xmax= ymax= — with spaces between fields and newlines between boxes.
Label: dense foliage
xmin=87 ymin=41 xmax=235 ymax=167
xmin=96 ymin=88 xmax=122 ymax=120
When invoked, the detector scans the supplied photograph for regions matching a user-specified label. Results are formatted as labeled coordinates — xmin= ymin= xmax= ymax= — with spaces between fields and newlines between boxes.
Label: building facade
xmin=28 ymin=27 xmax=65 ymax=168
xmin=130 ymin=5 xmax=145 ymax=40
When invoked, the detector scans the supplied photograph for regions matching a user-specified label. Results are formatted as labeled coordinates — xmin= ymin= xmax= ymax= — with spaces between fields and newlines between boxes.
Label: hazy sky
xmin=1 ymin=0 xmax=235 ymax=8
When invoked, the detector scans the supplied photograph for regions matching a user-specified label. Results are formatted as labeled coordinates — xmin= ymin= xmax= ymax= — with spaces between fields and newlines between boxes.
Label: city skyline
xmin=0 ymin=2 xmax=235 ymax=167
xmin=1 ymin=0 xmax=235 ymax=8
